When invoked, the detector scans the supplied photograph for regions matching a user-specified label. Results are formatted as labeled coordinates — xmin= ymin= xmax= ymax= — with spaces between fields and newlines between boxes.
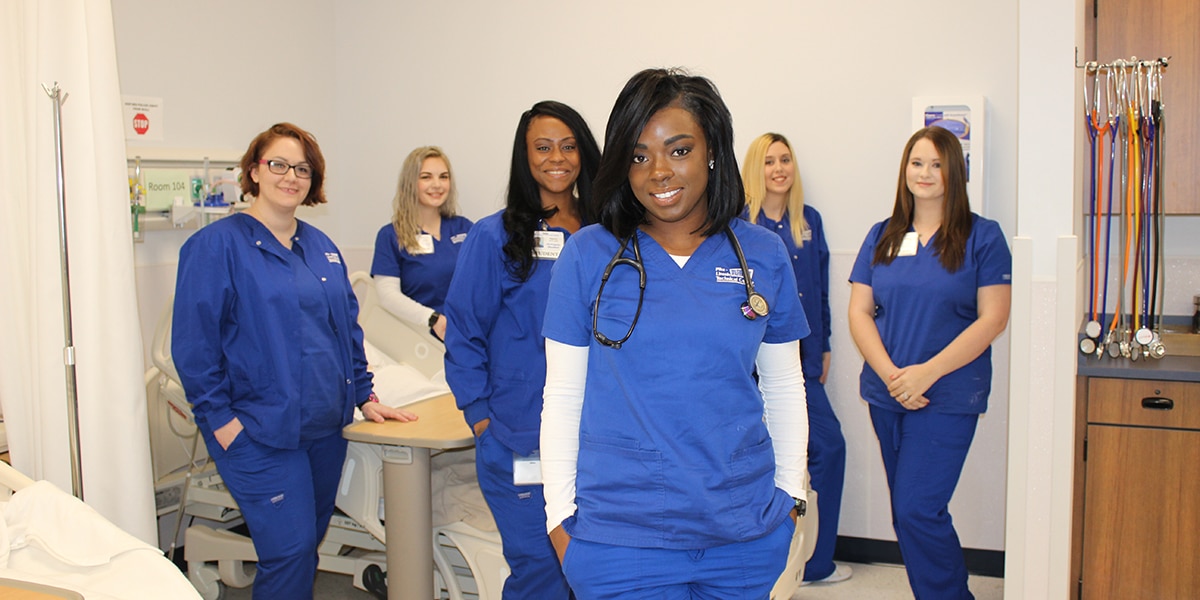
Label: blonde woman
xmin=742 ymin=132 xmax=849 ymax=585
xmin=371 ymin=146 xmax=472 ymax=341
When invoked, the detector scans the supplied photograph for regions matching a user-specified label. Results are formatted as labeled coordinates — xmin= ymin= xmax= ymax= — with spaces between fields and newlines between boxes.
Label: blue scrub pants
xmin=801 ymin=379 xmax=846 ymax=582
xmin=869 ymin=405 xmax=977 ymax=600
xmin=205 ymin=429 xmax=348 ymax=600
xmin=561 ymin=516 xmax=793 ymax=599
xmin=474 ymin=428 xmax=571 ymax=599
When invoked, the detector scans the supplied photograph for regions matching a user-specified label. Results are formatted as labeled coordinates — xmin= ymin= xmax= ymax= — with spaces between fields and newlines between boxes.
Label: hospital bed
xmin=146 ymin=271 xmax=504 ymax=599
xmin=0 ymin=459 xmax=201 ymax=599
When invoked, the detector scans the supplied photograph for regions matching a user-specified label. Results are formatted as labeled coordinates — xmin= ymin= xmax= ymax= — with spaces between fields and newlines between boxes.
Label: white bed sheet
xmin=0 ymin=477 xmax=200 ymax=599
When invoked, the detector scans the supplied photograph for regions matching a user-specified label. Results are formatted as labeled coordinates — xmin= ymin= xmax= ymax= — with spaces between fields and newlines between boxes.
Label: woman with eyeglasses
xmin=539 ymin=69 xmax=810 ymax=598
xmin=741 ymin=132 xmax=850 ymax=586
xmin=848 ymin=126 xmax=1010 ymax=599
xmin=371 ymin=146 xmax=472 ymax=341
xmin=442 ymin=101 xmax=601 ymax=598
xmin=172 ymin=123 xmax=416 ymax=599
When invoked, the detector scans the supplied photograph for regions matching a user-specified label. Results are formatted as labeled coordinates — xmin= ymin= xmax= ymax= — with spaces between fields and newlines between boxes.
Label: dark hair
xmin=873 ymin=126 xmax=972 ymax=272
xmin=594 ymin=68 xmax=744 ymax=239
xmin=501 ymin=101 xmax=601 ymax=281
xmin=239 ymin=122 xmax=327 ymax=206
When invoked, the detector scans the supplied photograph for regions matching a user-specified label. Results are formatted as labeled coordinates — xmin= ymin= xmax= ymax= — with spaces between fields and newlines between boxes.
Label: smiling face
xmin=627 ymin=105 xmax=710 ymax=237
xmin=417 ymin=156 xmax=450 ymax=210
xmin=249 ymin=137 xmax=312 ymax=215
xmin=905 ymin=137 xmax=945 ymax=203
xmin=526 ymin=116 xmax=581 ymax=204
xmin=763 ymin=140 xmax=795 ymax=200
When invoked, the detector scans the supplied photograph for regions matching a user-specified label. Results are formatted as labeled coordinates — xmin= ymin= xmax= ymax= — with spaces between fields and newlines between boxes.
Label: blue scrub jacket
xmin=443 ymin=211 xmax=565 ymax=456
xmin=743 ymin=205 xmax=831 ymax=379
xmin=849 ymin=214 xmax=1011 ymax=414
xmin=173 ymin=213 xmax=372 ymax=449
xmin=369 ymin=216 xmax=473 ymax=312
xmin=543 ymin=220 xmax=809 ymax=549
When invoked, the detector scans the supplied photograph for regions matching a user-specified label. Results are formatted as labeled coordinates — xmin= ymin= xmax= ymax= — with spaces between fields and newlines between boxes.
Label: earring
xmin=708 ymin=159 xmax=715 ymax=170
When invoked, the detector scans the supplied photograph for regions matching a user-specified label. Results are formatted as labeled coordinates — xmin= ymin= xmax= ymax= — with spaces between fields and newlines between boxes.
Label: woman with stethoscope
xmin=370 ymin=146 xmax=472 ymax=341
xmin=540 ymin=68 xmax=811 ymax=598
xmin=443 ymin=101 xmax=601 ymax=598
xmin=741 ymin=132 xmax=850 ymax=586
xmin=848 ymin=126 xmax=1010 ymax=600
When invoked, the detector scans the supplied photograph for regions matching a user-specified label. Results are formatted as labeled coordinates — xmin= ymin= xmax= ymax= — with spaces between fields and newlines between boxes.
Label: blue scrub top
xmin=443 ymin=210 xmax=567 ymax=456
xmin=172 ymin=213 xmax=372 ymax=449
xmin=543 ymin=219 xmax=810 ymax=549
xmin=848 ymin=214 xmax=1011 ymax=414
xmin=743 ymin=205 xmax=831 ymax=379
xmin=369 ymin=215 xmax=473 ymax=312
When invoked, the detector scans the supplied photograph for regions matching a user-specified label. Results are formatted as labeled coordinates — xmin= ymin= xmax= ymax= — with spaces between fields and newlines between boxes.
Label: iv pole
xmin=41 ymin=82 xmax=85 ymax=500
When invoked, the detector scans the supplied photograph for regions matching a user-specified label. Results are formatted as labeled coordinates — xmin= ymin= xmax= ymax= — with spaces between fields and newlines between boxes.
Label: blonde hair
xmin=391 ymin=146 xmax=459 ymax=253
xmin=742 ymin=132 xmax=807 ymax=247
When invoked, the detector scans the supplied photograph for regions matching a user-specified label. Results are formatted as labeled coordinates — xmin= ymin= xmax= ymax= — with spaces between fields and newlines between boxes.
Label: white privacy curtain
xmin=0 ymin=0 xmax=156 ymax=543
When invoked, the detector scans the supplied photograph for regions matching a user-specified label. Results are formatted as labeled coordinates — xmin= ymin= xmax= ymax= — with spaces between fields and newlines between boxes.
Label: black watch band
xmin=428 ymin=311 xmax=441 ymax=328
xmin=792 ymin=496 xmax=807 ymax=517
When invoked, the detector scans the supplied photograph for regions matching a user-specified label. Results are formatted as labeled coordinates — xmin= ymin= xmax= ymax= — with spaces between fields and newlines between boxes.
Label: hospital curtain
xmin=0 ymin=0 xmax=156 ymax=544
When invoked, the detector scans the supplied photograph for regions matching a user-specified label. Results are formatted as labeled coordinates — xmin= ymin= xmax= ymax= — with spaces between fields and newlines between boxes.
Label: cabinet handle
xmin=1141 ymin=397 xmax=1174 ymax=410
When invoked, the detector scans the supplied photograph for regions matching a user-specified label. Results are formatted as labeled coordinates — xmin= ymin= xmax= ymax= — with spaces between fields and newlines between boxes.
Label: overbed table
xmin=343 ymin=393 xmax=474 ymax=600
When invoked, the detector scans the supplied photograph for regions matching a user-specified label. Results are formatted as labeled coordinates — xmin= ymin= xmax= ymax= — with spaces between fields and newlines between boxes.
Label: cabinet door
xmin=1097 ymin=0 xmax=1200 ymax=214
xmin=1082 ymin=424 xmax=1200 ymax=598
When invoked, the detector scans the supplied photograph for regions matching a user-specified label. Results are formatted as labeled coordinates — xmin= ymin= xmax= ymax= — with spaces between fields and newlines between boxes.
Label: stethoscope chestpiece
xmin=726 ymin=227 xmax=768 ymax=321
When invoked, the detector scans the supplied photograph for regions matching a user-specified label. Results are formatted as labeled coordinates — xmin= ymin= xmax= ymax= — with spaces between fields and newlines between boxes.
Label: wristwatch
xmin=428 ymin=311 xmax=441 ymax=328
xmin=792 ymin=496 xmax=807 ymax=517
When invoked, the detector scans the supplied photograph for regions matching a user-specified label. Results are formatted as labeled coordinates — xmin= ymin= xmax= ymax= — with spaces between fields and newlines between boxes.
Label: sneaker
xmin=800 ymin=563 xmax=853 ymax=586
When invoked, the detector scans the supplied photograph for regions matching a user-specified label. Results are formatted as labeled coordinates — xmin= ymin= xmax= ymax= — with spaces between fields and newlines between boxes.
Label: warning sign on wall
xmin=122 ymin=95 xmax=163 ymax=141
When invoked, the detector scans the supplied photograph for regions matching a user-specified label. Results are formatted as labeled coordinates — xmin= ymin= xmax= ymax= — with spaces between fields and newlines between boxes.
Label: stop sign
xmin=133 ymin=113 xmax=150 ymax=135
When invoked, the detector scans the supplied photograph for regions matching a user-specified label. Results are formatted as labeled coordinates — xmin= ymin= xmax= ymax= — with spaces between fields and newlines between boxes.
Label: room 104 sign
xmin=141 ymin=169 xmax=191 ymax=212
xmin=122 ymin=95 xmax=164 ymax=141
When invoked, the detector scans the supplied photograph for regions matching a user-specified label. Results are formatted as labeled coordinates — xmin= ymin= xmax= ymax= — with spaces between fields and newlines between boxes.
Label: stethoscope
xmin=592 ymin=226 xmax=768 ymax=349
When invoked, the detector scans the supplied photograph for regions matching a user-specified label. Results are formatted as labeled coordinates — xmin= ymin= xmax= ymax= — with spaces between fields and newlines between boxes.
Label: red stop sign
xmin=133 ymin=113 xmax=150 ymax=135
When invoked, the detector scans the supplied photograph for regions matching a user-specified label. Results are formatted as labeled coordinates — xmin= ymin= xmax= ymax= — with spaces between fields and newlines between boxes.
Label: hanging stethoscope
xmin=1077 ymin=56 xmax=1168 ymax=361
xmin=593 ymin=226 xmax=768 ymax=349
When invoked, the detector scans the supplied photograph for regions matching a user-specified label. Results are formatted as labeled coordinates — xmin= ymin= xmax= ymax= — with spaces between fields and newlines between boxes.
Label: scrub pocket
xmin=576 ymin=434 xmax=664 ymax=529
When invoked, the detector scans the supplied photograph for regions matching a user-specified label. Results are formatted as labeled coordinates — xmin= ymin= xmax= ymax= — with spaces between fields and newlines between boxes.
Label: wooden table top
xmin=343 ymin=393 xmax=473 ymax=450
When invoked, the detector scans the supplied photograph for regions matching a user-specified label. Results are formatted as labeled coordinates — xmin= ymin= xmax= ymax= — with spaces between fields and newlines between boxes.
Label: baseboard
xmin=833 ymin=536 xmax=1005 ymax=579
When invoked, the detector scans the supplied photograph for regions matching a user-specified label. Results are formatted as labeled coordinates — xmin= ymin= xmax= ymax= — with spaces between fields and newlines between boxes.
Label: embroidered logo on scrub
xmin=714 ymin=266 xmax=753 ymax=285
xmin=325 ymin=252 xmax=341 ymax=264
xmin=451 ymin=233 xmax=468 ymax=244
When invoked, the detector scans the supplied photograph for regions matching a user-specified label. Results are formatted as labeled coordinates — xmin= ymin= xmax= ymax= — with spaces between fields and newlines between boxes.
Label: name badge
xmin=898 ymin=232 xmax=919 ymax=257
xmin=415 ymin=234 xmax=435 ymax=255
xmin=801 ymin=228 xmax=812 ymax=242
xmin=532 ymin=230 xmax=564 ymax=260
xmin=513 ymin=450 xmax=542 ymax=486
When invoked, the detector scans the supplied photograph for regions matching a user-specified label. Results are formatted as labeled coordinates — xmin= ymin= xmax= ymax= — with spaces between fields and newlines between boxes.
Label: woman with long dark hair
xmin=540 ymin=69 xmax=810 ymax=598
xmin=848 ymin=126 xmax=1011 ymax=599
xmin=443 ymin=101 xmax=600 ymax=598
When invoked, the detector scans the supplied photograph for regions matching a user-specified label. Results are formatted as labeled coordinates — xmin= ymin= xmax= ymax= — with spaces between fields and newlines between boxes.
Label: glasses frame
xmin=258 ymin=159 xmax=314 ymax=179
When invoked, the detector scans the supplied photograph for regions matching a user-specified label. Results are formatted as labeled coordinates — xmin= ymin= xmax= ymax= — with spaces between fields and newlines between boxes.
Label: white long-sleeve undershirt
xmin=374 ymin=275 xmax=435 ymax=329
xmin=540 ymin=338 xmax=809 ymax=534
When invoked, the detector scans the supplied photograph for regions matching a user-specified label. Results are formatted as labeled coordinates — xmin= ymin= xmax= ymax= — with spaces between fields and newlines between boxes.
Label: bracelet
xmin=358 ymin=392 xmax=379 ymax=410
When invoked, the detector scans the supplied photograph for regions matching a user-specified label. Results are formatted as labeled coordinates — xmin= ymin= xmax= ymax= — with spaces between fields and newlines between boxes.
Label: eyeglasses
xmin=258 ymin=159 xmax=314 ymax=179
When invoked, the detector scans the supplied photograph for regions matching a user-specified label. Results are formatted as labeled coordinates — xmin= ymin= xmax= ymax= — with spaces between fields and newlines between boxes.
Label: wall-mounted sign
xmin=122 ymin=95 xmax=164 ymax=142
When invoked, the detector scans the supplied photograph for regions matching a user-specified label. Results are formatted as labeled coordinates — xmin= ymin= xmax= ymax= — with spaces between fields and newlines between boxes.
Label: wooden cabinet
xmin=1096 ymin=0 xmax=1200 ymax=214
xmin=1075 ymin=377 xmax=1200 ymax=599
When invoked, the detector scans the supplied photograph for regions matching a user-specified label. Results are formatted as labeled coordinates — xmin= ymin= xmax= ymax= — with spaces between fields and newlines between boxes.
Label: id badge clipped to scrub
xmin=898 ymin=232 xmax=919 ymax=257
xmin=512 ymin=450 xmax=542 ymax=486
xmin=532 ymin=230 xmax=564 ymax=260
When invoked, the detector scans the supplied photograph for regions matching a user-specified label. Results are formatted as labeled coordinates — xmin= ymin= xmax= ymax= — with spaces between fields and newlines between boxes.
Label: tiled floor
xmin=789 ymin=562 xmax=1003 ymax=599
xmin=219 ymin=561 xmax=1003 ymax=599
